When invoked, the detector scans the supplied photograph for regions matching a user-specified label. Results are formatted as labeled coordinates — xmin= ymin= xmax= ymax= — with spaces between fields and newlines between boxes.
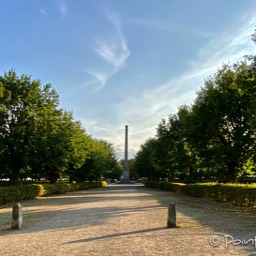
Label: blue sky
xmin=1 ymin=0 xmax=256 ymax=159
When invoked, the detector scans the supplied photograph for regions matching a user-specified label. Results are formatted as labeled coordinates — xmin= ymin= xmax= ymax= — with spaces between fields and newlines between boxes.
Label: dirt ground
xmin=0 ymin=184 xmax=256 ymax=256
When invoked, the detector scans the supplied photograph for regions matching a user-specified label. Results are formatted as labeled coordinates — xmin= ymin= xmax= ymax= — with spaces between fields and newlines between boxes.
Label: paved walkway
xmin=0 ymin=184 xmax=256 ymax=256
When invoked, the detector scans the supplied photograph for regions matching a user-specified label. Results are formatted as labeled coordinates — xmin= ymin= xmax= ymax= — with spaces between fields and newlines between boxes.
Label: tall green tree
xmin=190 ymin=61 xmax=256 ymax=182
xmin=74 ymin=138 xmax=118 ymax=182
xmin=0 ymin=71 xmax=60 ymax=184
xmin=64 ymin=117 xmax=92 ymax=182
xmin=0 ymin=70 xmax=121 ymax=184
xmin=33 ymin=110 xmax=91 ymax=184
xmin=132 ymin=138 xmax=160 ymax=181
xmin=156 ymin=106 xmax=198 ymax=180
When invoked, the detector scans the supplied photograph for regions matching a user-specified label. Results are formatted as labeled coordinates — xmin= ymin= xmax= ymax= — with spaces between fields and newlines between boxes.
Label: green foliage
xmin=0 ymin=70 xmax=69 ymax=184
xmin=0 ymin=184 xmax=42 ymax=204
xmin=145 ymin=181 xmax=256 ymax=208
xmin=35 ymin=182 xmax=103 ymax=196
xmin=0 ymin=186 xmax=22 ymax=204
xmin=74 ymin=138 xmax=120 ymax=182
xmin=132 ymin=138 xmax=162 ymax=181
xmin=0 ymin=182 xmax=104 ymax=205
xmin=21 ymin=184 xmax=44 ymax=199
xmin=189 ymin=62 xmax=256 ymax=182
xmin=0 ymin=70 xmax=119 ymax=184
xmin=143 ymin=181 xmax=160 ymax=189
xmin=101 ymin=181 xmax=107 ymax=187
xmin=134 ymin=54 xmax=256 ymax=183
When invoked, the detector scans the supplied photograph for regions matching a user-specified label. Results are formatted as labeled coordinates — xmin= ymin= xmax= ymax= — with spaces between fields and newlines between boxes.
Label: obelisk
xmin=122 ymin=125 xmax=130 ymax=181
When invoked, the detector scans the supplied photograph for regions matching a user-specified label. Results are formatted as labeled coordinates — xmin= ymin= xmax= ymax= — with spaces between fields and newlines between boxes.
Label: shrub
xmin=21 ymin=184 xmax=43 ymax=200
xmin=0 ymin=186 xmax=21 ymax=205
xmin=101 ymin=181 xmax=107 ymax=187
xmin=144 ymin=181 xmax=160 ymax=189
xmin=0 ymin=181 xmax=105 ymax=205
xmin=144 ymin=181 xmax=256 ymax=208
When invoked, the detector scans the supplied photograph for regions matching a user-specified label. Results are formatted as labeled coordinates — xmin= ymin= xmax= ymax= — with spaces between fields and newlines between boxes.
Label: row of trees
xmin=0 ymin=70 xmax=122 ymax=185
xmin=132 ymin=42 xmax=256 ymax=183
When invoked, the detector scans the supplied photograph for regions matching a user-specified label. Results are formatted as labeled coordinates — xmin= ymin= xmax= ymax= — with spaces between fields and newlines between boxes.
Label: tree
xmin=34 ymin=110 xmax=91 ymax=184
xmin=156 ymin=106 xmax=198 ymax=181
xmin=74 ymin=139 xmax=119 ymax=182
xmin=64 ymin=117 xmax=92 ymax=182
xmin=0 ymin=70 xmax=120 ymax=184
xmin=190 ymin=61 xmax=256 ymax=182
xmin=104 ymin=160 xmax=123 ymax=180
xmin=0 ymin=71 xmax=61 ymax=184
xmin=132 ymin=138 xmax=160 ymax=181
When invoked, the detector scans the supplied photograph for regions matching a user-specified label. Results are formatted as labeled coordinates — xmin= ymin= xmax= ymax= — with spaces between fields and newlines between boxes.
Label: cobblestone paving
xmin=0 ymin=184 xmax=256 ymax=256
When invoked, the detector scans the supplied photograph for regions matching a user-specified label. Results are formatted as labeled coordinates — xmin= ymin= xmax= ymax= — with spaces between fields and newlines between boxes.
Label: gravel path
xmin=0 ymin=184 xmax=256 ymax=256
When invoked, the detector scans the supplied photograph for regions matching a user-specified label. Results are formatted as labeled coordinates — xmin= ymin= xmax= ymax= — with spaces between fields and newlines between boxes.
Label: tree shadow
xmin=15 ymin=185 xmax=148 ymax=208
xmin=1 ymin=184 xmax=256 ymax=254
xmin=66 ymin=227 xmax=167 ymax=244
xmin=144 ymin=187 xmax=256 ymax=253
xmin=0 ymin=185 xmax=164 ymax=236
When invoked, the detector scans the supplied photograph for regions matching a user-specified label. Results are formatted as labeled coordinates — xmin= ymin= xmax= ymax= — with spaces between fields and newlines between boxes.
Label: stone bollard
xmin=12 ymin=203 xmax=23 ymax=230
xmin=167 ymin=202 xmax=176 ymax=228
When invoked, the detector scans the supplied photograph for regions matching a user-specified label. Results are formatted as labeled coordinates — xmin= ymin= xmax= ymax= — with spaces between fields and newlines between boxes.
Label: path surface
xmin=0 ymin=184 xmax=256 ymax=256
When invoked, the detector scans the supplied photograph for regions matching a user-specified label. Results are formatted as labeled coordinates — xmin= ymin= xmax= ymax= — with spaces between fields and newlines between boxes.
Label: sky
xmin=1 ymin=0 xmax=256 ymax=159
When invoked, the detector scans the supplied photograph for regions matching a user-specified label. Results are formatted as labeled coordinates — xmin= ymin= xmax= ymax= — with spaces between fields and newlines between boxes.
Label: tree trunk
xmin=188 ymin=163 xmax=194 ymax=181
xmin=48 ymin=172 xmax=59 ymax=184
xmin=69 ymin=176 xmax=74 ymax=183
xmin=226 ymin=161 xmax=237 ymax=183
xmin=169 ymin=169 xmax=175 ymax=181
xmin=11 ymin=169 xmax=20 ymax=186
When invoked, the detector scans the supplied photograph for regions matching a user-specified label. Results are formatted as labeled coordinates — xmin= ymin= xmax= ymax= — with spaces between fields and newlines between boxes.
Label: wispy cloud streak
xmin=82 ymin=12 xmax=256 ymax=158
xmin=87 ymin=10 xmax=130 ymax=90
xmin=55 ymin=0 xmax=68 ymax=17
xmin=115 ymin=15 xmax=256 ymax=155
xmin=40 ymin=9 xmax=46 ymax=16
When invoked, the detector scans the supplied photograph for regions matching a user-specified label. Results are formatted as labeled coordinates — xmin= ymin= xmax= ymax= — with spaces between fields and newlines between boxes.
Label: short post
xmin=12 ymin=203 xmax=23 ymax=230
xmin=167 ymin=202 xmax=176 ymax=228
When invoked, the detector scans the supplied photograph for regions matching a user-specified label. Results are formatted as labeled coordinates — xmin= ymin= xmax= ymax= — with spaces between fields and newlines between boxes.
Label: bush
xmin=0 ymin=181 xmax=105 ymax=205
xmin=0 ymin=186 xmax=21 ymax=205
xmin=0 ymin=184 xmax=40 ymax=204
xmin=21 ymin=184 xmax=44 ymax=200
xmin=144 ymin=181 xmax=256 ymax=208
xmin=101 ymin=181 xmax=107 ymax=187
xmin=144 ymin=181 xmax=160 ymax=189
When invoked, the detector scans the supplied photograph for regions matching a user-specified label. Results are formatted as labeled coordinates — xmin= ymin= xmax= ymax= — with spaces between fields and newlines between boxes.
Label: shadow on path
xmin=66 ymin=227 xmax=167 ymax=244
xmin=1 ymin=183 xmax=256 ymax=254
xmin=0 ymin=184 xmax=162 ymax=236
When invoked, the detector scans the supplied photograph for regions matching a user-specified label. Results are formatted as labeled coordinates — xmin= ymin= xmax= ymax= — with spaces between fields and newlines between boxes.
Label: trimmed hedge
xmin=145 ymin=181 xmax=256 ymax=208
xmin=0 ymin=181 xmax=106 ymax=205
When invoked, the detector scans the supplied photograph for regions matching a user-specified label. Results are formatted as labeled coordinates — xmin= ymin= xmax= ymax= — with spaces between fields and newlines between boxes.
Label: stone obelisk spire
xmin=122 ymin=125 xmax=130 ymax=181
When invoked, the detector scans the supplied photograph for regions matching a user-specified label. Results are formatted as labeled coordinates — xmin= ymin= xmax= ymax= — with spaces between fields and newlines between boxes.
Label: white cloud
xmin=56 ymin=0 xmax=68 ymax=17
xmin=85 ymin=70 xmax=108 ymax=91
xmin=129 ymin=17 xmax=213 ymax=40
xmin=87 ymin=10 xmax=130 ymax=90
xmin=82 ymin=12 xmax=256 ymax=158
xmin=95 ymin=38 xmax=129 ymax=72
xmin=114 ymin=14 xmax=256 ymax=156
xmin=40 ymin=9 xmax=46 ymax=16
xmin=60 ymin=4 xmax=67 ymax=16
xmin=81 ymin=118 xmax=126 ymax=159
xmin=129 ymin=17 xmax=177 ymax=32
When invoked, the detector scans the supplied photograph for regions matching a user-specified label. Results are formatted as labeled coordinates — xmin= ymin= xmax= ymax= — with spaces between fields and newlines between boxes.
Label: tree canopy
xmin=0 ymin=70 xmax=120 ymax=184
xmin=133 ymin=44 xmax=256 ymax=183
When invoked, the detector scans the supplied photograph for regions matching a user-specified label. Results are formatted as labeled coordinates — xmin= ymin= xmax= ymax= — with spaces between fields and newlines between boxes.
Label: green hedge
xmin=144 ymin=181 xmax=256 ymax=208
xmin=0 ymin=182 xmax=105 ymax=205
